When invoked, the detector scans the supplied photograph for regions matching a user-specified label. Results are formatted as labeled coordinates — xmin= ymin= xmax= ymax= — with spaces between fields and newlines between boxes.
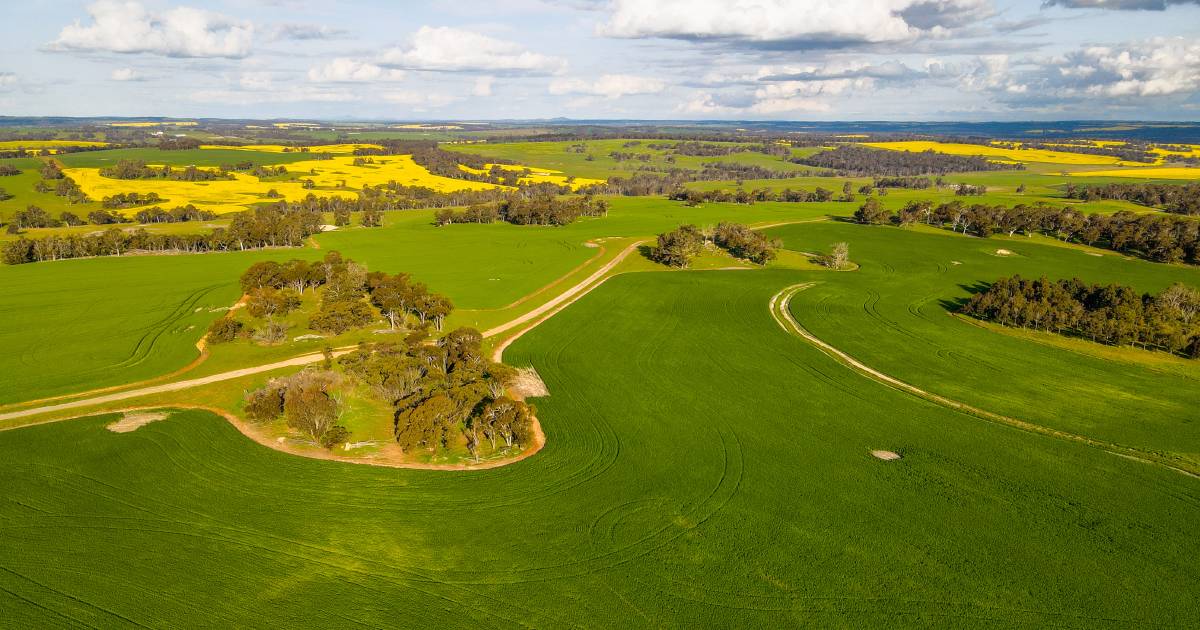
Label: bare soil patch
xmin=994 ymin=249 xmax=1014 ymax=256
xmin=107 ymin=411 xmax=171 ymax=433
xmin=509 ymin=367 xmax=550 ymax=399
xmin=871 ymin=450 xmax=902 ymax=461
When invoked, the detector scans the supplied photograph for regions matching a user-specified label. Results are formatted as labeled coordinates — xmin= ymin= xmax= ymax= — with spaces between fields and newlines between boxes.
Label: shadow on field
xmin=938 ymin=281 xmax=993 ymax=312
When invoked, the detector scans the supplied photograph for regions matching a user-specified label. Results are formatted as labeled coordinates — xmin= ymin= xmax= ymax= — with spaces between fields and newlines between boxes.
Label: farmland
xmin=0 ymin=119 xmax=1199 ymax=627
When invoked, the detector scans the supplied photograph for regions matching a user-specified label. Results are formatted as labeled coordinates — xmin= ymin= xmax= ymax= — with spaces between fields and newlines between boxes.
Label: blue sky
xmin=1 ymin=0 xmax=1197 ymax=120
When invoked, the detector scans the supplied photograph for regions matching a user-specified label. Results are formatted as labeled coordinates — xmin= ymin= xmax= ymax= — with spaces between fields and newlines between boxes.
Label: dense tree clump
xmin=873 ymin=176 xmax=932 ymax=189
xmin=337 ymin=331 xmax=534 ymax=460
xmin=0 ymin=165 xmax=21 ymax=176
xmin=244 ymin=370 xmax=349 ymax=449
xmin=796 ymin=145 xmax=1022 ymax=176
xmin=133 ymin=205 xmax=217 ymax=224
xmin=2 ymin=205 xmax=322 ymax=264
xmin=206 ymin=318 xmax=243 ymax=344
xmin=961 ymin=275 xmax=1200 ymax=357
xmin=649 ymin=222 xmax=779 ymax=267
xmin=668 ymin=186 xmax=838 ymax=206
xmin=852 ymin=199 xmax=1200 ymax=264
xmin=434 ymin=195 xmax=608 ymax=227
xmin=713 ymin=222 xmax=781 ymax=264
xmin=102 ymin=192 xmax=163 ymax=209
xmin=1064 ymin=182 xmax=1200 ymax=216
xmin=100 ymin=160 xmax=233 ymax=182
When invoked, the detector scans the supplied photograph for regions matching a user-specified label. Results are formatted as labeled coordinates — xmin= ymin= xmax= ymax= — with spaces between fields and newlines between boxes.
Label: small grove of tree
xmin=0 ymin=165 xmax=21 ymax=176
xmin=337 ymin=330 xmax=534 ymax=460
xmin=243 ymin=370 xmax=349 ymax=449
xmin=668 ymin=186 xmax=837 ymax=206
xmin=961 ymin=276 xmax=1200 ymax=357
xmin=849 ymin=199 xmax=1200 ymax=265
xmin=648 ymin=224 xmax=704 ymax=267
xmin=815 ymin=242 xmax=850 ymax=270
xmin=713 ymin=222 xmax=781 ymax=265
xmin=206 ymin=317 xmax=244 ymax=344
xmin=649 ymin=222 xmax=779 ymax=267
xmin=102 ymin=192 xmax=163 ymax=209
xmin=134 ymin=205 xmax=218 ymax=224
xmin=1064 ymin=182 xmax=1200 ymax=216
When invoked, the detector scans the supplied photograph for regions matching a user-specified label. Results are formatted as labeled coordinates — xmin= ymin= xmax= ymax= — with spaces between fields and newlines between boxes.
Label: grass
xmin=0 ymin=248 xmax=321 ymax=405
xmin=0 ymin=269 xmax=1197 ymax=626
xmin=768 ymin=220 xmax=1200 ymax=464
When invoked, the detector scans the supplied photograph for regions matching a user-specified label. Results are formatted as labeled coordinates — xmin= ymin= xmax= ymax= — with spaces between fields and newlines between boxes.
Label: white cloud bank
xmin=48 ymin=1 xmax=254 ymax=59
xmin=379 ymin=26 xmax=567 ymax=74
xmin=549 ymin=74 xmax=666 ymax=98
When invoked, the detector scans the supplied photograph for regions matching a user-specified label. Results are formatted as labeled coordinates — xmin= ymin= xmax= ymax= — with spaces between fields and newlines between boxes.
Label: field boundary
xmin=769 ymin=283 xmax=1200 ymax=479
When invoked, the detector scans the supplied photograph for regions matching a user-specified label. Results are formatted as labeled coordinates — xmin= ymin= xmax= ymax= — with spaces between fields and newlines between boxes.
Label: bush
xmin=244 ymin=386 xmax=284 ymax=421
xmin=206 ymin=318 xmax=243 ymax=344
xmin=320 ymin=425 xmax=351 ymax=450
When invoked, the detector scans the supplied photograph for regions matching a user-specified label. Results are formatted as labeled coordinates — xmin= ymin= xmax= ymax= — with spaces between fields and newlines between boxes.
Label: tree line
xmin=1064 ymin=182 xmax=1200 ymax=216
xmin=961 ymin=275 xmax=1200 ymax=358
xmin=434 ymin=195 xmax=608 ymax=227
xmin=649 ymin=222 xmax=780 ymax=267
xmin=796 ymin=145 xmax=1022 ymax=176
xmin=852 ymin=198 xmax=1200 ymax=265
xmin=1 ymin=204 xmax=328 ymax=264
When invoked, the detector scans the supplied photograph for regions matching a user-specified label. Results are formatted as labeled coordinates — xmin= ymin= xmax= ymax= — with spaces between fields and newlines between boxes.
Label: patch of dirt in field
xmin=107 ymin=411 xmax=171 ymax=433
xmin=584 ymin=241 xmax=600 ymax=248
xmin=870 ymin=450 xmax=902 ymax=461
xmin=1085 ymin=252 xmax=1103 ymax=257
xmin=509 ymin=367 xmax=550 ymax=399
xmin=994 ymin=249 xmax=1015 ymax=256
xmin=950 ymin=260 xmax=962 ymax=265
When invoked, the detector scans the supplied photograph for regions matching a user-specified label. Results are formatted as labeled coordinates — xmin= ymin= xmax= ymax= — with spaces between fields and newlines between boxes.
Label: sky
xmin=0 ymin=0 xmax=1198 ymax=121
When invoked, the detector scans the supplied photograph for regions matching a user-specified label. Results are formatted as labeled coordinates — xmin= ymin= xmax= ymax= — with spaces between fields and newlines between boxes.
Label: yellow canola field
xmin=1067 ymin=167 xmax=1200 ymax=180
xmin=200 ymin=144 xmax=383 ymax=154
xmin=64 ymin=155 xmax=504 ymax=214
xmin=1151 ymin=145 xmax=1200 ymax=160
xmin=863 ymin=140 xmax=1137 ymax=166
xmin=109 ymin=121 xmax=197 ymax=128
xmin=0 ymin=140 xmax=108 ymax=149
xmin=457 ymin=163 xmax=604 ymax=190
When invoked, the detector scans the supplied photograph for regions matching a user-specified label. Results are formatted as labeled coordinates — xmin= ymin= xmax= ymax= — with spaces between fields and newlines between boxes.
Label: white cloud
xmin=270 ymin=23 xmax=347 ymax=41
xmin=962 ymin=37 xmax=1200 ymax=103
xmin=472 ymin=76 xmax=495 ymax=97
xmin=110 ymin=67 xmax=141 ymax=81
xmin=548 ymin=74 xmax=666 ymax=99
xmin=599 ymin=0 xmax=993 ymax=48
xmin=191 ymin=85 xmax=356 ymax=104
xmin=379 ymin=26 xmax=566 ymax=74
xmin=0 ymin=73 xmax=16 ymax=88
xmin=308 ymin=58 xmax=405 ymax=82
xmin=48 ymin=1 xmax=254 ymax=59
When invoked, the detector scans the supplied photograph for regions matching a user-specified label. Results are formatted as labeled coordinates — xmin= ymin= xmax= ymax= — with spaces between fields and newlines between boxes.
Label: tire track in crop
xmin=771 ymin=283 xmax=1200 ymax=479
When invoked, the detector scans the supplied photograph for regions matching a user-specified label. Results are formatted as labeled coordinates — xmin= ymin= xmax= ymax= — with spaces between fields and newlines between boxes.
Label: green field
xmin=1 ymin=127 xmax=1199 ymax=627
xmin=1 ymin=268 xmax=1197 ymax=626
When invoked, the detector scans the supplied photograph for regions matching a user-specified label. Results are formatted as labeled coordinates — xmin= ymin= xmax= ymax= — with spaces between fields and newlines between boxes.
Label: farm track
xmin=770 ymin=283 xmax=1200 ymax=479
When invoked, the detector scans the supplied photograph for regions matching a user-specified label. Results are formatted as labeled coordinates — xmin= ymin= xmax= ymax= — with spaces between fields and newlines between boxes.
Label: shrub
xmin=206 ymin=318 xmax=243 ymax=344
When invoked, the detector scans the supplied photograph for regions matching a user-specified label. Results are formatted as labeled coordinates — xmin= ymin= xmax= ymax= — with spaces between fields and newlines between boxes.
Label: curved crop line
xmin=770 ymin=283 xmax=1200 ymax=479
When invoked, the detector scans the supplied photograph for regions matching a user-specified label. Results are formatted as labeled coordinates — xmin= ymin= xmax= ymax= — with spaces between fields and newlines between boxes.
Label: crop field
xmin=768 ymin=221 xmax=1200 ymax=464
xmin=0 ymin=248 xmax=321 ymax=405
xmin=1 ymin=268 xmax=1198 ymax=626
xmin=1065 ymin=166 xmax=1200 ymax=180
xmin=863 ymin=140 xmax=1140 ymax=165
xmin=0 ymin=140 xmax=109 ymax=150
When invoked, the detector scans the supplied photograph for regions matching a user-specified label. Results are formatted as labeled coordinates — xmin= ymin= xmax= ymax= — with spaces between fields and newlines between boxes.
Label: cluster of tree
xmin=337 ymin=331 xmax=534 ymax=460
xmin=796 ymin=145 xmax=1022 ymax=176
xmin=0 ymin=165 xmax=21 ymax=176
xmin=244 ymin=369 xmax=350 ymax=449
xmin=1064 ymin=182 xmax=1200 ymax=216
xmin=432 ymin=195 xmax=608 ymax=227
xmin=99 ymin=160 xmax=232 ymax=182
xmin=712 ymin=222 xmax=781 ymax=264
xmin=668 ymin=141 xmax=791 ymax=158
xmin=649 ymin=222 xmax=779 ymax=267
xmin=102 ymin=191 xmax=163 ymax=209
xmin=2 ymin=205 xmax=322 ymax=264
xmin=0 ymin=144 xmax=110 ymax=160
xmin=133 ymin=205 xmax=218 ymax=224
xmin=668 ymin=185 xmax=844 ymax=205
xmin=352 ymin=140 xmax=523 ymax=187
xmin=961 ymin=275 xmax=1200 ymax=357
xmin=852 ymin=199 xmax=1200 ymax=264
xmin=873 ymin=176 xmax=932 ymax=189
xmin=158 ymin=137 xmax=203 ymax=151
xmin=955 ymin=183 xmax=988 ymax=196
xmin=0 ymin=188 xmax=11 ymax=201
